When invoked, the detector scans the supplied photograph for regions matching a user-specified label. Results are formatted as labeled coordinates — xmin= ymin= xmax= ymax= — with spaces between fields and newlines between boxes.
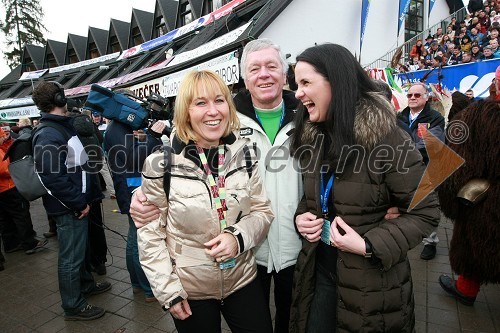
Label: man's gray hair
xmin=240 ymin=38 xmax=288 ymax=80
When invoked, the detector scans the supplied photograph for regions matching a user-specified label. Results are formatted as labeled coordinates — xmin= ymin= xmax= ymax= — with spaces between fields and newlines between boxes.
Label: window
xmin=405 ymin=0 xmax=424 ymax=41
xmin=67 ymin=48 xmax=78 ymax=64
xmin=154 ymin=16 xmax=168 ymax=38
xmin=203 ymin=0 xmax=214 ymax=15
xmin=89 ymin=42 xmax=99 ymax=59
xmin=109 ymin=35 xmax=121 ymax=53
xmin=179 ymin=0 xmax=193 ymax=27
xmin=131 ymin=26 xmax=143 ymax=46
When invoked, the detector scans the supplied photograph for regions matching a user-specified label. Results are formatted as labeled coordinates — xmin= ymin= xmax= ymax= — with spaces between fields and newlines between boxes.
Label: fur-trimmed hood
xmin=299 ymin=92 xmax=397 ymax=151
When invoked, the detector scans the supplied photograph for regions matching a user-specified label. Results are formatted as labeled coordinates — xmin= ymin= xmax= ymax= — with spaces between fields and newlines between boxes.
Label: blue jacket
xmin=104 ymin=120 xmax=162 ymax=214
xmin=33 ymin=113 xmax=103 ymax=216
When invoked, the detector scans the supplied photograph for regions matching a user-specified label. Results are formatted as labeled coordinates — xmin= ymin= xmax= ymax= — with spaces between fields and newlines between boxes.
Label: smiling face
xmin=294 ymin=61 xmax=332 ymax=123
xmin=244 ymin=47 xmax=286 ymax=109
xmin=188 ymin=84 xmax=230 ymax=148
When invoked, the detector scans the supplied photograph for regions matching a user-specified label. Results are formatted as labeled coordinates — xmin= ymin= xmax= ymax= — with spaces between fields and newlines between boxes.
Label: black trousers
xmin=87 ymin=201 xmax=108 ymax=266
xmin=257 ymin=264 xmax=295 ymax=333
xmin=173 ymin=278 xmax=273 ymax=333
xmin=0 ymin=188 xmax=37 ymax=250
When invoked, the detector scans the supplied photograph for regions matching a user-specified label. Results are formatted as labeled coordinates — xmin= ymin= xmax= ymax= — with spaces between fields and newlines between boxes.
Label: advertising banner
xmin=49 ymin=53 xmax=120 ymax=73
xmin=167 ymin=22 xmax=250 ymax=68
xmin=118 ymin=0 xmax=246 ymax=60
xmin=0 ymin=105 xmax=40 ymax=120
xmin=19 ymin=69 xmax=47 ymax=81
xmin=395 ymin=59 xmax=500 ymax=98
xmin=160 ymin=52 xmax=239 ymax=97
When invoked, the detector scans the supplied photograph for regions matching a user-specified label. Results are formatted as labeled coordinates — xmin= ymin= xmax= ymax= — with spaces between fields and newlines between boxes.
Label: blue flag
xmin=360 ymin=0 xmax=372 ymax=51
xmin=429 ymin=0 xmax=436 ymax=17
xmin=398 ymin=0 xmax=412 ymax=36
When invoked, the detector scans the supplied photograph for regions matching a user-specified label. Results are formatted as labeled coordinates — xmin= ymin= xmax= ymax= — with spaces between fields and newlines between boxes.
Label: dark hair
xmin=290 ymin=43 xmax=380 ymax=160
xmin=32 ymin=80 xmax=63 ymax=113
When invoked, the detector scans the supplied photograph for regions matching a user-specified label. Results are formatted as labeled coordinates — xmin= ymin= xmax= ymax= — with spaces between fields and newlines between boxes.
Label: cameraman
xmin=104 ymin=92 xmax=165 ymax=303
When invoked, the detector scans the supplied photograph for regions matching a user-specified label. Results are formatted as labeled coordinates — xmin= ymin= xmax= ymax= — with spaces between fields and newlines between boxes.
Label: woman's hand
xmin=295 ymin=212 xmax=323 ymax=243
xmin=329 ymin=216 xmax=365 ymax=255
xmin=384 ymin=207 xmax=400 ymax=220
xmin=130 ymin=189 xmax=160 ymax=228
xmin=204 ymin=233 xmax=238 ymax=262
xmin=169 ymin=299 xmax=192 ymax=320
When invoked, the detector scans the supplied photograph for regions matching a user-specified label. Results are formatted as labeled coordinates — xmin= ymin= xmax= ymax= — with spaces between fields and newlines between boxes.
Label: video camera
xmin=84 ymin=84 xmax=172 ymax=130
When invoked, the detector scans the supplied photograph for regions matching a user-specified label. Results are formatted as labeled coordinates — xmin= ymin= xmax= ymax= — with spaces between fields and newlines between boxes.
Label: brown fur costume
xmin=438 ymin=100 xmax=500 ymax=283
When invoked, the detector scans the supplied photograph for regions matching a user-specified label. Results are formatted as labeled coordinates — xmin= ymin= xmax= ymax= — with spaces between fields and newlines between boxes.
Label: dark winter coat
xmin=33 ymin=113 xmax=103 ymax=216
xmin=398 ymin=102 xmax=445 ymax=164
xmin=289 ymin=93 xmax=440 ymax=333
xmin=438 ymin=100 xmax=500 ymax=283
xmin=104 ymin=120 xmax=162 ymax=214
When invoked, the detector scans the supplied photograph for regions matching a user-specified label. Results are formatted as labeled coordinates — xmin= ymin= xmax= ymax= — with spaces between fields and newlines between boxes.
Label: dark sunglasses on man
xmin=407 ymin=93 xmax=424 ymax=98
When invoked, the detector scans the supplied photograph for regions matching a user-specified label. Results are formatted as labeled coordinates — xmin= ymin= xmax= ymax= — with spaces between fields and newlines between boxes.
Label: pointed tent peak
xmin=23 ymin=44 xmax=46 ymax=70
xmin=157 ymin=0 xmax=179 ymax=31
xmin=67 ymin=34 xmax=87 ymax=63
xmin=131 ymin=8 xmax=154 ymax=41
xmin=45 ymin=39 xmax=67 ymax=66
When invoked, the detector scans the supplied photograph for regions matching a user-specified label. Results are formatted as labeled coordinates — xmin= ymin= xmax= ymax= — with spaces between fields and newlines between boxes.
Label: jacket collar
xmin=234 ymin=89 xmax=298 ymax=130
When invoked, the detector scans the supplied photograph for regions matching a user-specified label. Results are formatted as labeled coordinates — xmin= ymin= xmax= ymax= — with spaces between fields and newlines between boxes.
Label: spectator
xmin=137 ymin=70 xmax=274 ymax=333
xmin=481 ymin=26 xmax=500 ymax=45
xmin=465 ymin=89 xmax=475 ymax=99
xmin=446 ymin=25 xmax=456 ymax=40
xmin=288 ymin=43 xmax=440 ymax=333
xmin=417 ymin=58 xmax=428 ymax=70
xmin=464 ymin=14 xmax=472 ymax=26
xmin=490 ymin=38 xmax=500 ymax=56
xmin=424 ymin=34 xmax=434 ymax=49
xmin=440 ymin=35 xmax=452 ymax=52
xmin=432 ymin=55 xmax=444 ymax=68
xmin=460 ymin=35 xmax=473 ymax=52
xmin=480 ymin=44 xmax=496 ymax=59
xmin=469 ymin=27 xmax=484 ymax=43
xmin=103 ymin=90 xmax=165 ymax=303
xmin=0 ymin=127 xmax=48 ymax=255
xmin=449 ymin=17 xmax=460 ymax=31
xmin=434 ymin=27 xmax=445 ymax=43
xmin=448 ymin=48 xmax=464 ymax=65
xmin=422 ymin=48 xmax=433 ymax=67
xmin=471 ymin=44 xmax=483 ymax=60
xmin=429 ymin=40 xmax=444 ymax=58
xmin=478 ymin=9 xmax=491 ymax=33
xmin=461 ymin=52 xmax=474 ymax=63
xmin=31 ymin=81 xmax=111 ymax=321
xmin=409 ymin=39 xmax=425 ymax=59
xmin=397 ymin=83 xmax=445 ymax=261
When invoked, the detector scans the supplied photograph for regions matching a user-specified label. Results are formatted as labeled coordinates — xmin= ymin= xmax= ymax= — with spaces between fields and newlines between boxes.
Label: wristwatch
xmin=364 ymin=237 xmax=373 ymax=258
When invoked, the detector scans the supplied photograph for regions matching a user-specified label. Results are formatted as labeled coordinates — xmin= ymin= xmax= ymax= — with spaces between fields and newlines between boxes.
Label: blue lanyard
xmin=320 ymin=172 xmax=335 ymax=218
xmin=254 ymin=100 xmax=285 ymax=128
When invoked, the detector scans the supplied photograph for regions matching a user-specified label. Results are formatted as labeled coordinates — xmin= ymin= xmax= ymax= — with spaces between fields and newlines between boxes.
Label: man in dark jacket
xmin=32 ymin=81 xmax=111 ymax=321
xmin=104 ymin=99 xmax=165 ymax=303
xmin=398 ymin=82 xmax=445 ymax=261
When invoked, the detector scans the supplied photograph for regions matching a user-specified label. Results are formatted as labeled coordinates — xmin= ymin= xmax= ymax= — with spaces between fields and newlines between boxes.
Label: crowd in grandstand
xmin=408 ymin=1 xmax=500 ymax=70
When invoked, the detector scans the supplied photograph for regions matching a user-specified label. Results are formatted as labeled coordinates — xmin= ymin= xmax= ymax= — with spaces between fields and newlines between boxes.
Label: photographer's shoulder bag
xmin=4 ymin=122 xmax=70 ymax=201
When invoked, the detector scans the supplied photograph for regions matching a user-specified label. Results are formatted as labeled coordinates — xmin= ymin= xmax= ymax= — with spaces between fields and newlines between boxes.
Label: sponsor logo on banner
xmin=239 ymin=128 xmax=253 ymax=136
xmin=19 ymin=69 xmax=48 ymax=81
xmin=118 ymin=0 xmax=246 ymax=60
xmin=395 ymin=59 xmax=500 ymax=98
xmin=167 ymin=23 xmax=250 ymax=69
xmin=49 ymin=53 xmax=120 ymax=73
xmin=161 ymin=52 xmax=240 ymax=97
xmin=0 ymin=105 xmax=40 ymax=120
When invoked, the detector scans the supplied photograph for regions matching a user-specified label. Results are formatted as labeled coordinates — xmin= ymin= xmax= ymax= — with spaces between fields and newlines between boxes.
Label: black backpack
xmin=4 ymin=121 xmax=70 ymax=201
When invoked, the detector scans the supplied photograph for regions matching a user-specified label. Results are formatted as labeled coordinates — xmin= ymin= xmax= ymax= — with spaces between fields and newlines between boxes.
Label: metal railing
xmin=365 ymin=7 xmax=468 ymax=69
